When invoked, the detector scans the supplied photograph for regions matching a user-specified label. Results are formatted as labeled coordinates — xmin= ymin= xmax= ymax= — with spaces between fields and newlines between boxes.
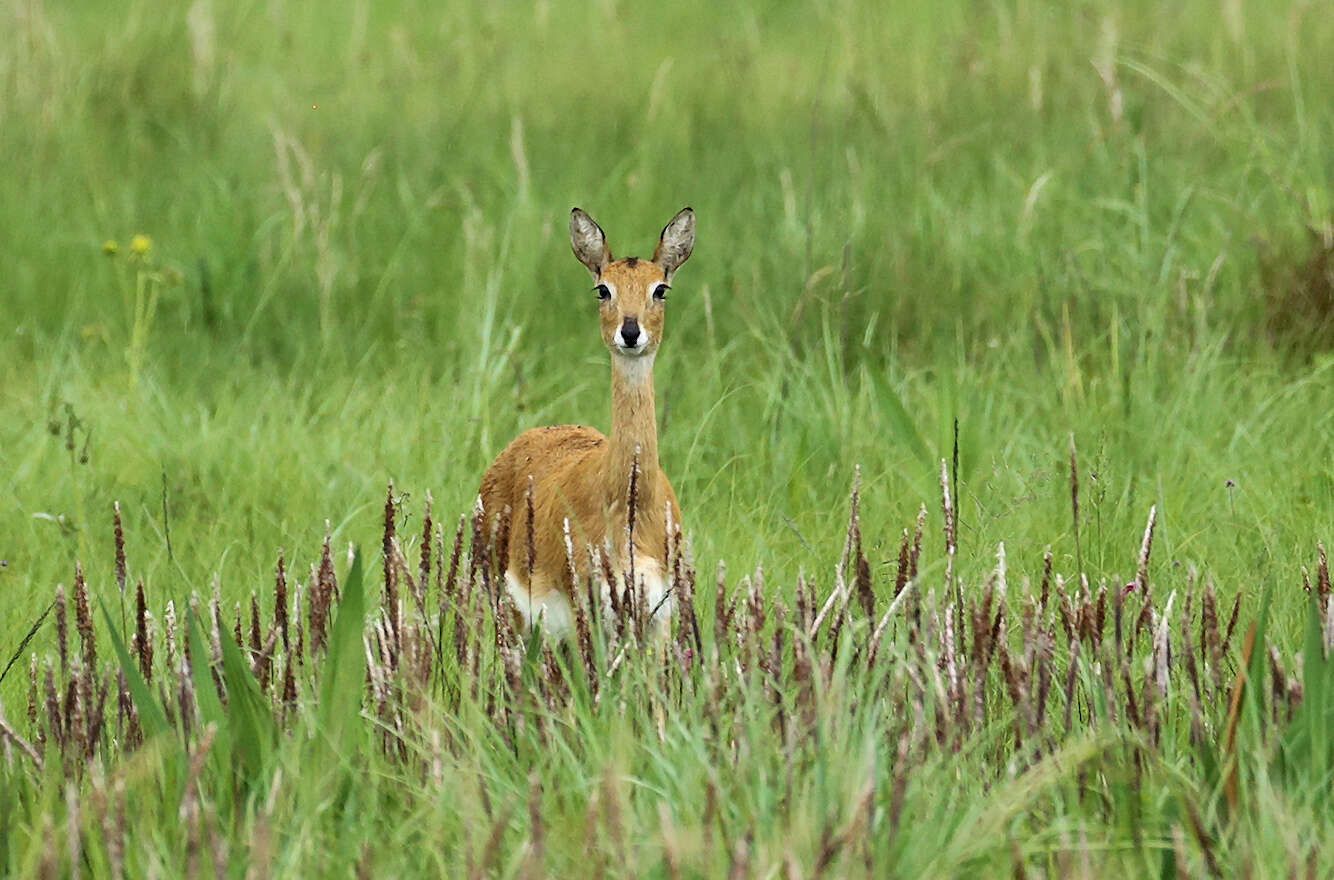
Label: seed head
xmin=114 ymin=502 xmax=127 ymax=596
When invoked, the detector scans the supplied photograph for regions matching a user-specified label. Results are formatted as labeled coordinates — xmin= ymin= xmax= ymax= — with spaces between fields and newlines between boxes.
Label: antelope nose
xmin=620 ymin=318 xmax=641 ymax=347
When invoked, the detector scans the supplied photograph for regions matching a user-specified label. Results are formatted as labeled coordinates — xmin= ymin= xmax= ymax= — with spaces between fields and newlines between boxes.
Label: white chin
xmin=615 ymin=343 xmax=650 ymax=357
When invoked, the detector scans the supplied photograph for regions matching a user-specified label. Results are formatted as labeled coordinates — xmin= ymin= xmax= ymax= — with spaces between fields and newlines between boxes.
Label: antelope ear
xmin=570 ymin=208 xmax=610 ymax=277
xmin=652 ymin=207 xmax=694 ymax=277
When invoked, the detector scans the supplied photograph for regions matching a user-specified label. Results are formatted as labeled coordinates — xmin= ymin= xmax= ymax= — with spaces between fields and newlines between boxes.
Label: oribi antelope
xmin=477 ymin=207 xmax=695 ymax=637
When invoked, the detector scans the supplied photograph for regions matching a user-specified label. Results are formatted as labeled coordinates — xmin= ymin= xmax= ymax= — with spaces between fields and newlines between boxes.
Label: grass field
xmin=2 ymin=0 xmax=1333 ymax=875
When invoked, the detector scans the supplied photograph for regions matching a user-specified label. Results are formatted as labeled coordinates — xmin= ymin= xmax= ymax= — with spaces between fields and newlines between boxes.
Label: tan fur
xmin=477 ymin=208 xmax=694 ymax=633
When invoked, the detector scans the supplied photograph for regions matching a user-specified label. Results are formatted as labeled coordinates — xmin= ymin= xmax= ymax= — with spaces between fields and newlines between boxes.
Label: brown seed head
xmin=113 ymin=502 xmax=127 ymax=596
xmin=274 ymin=552 xmax=289 ymax=651
xmin=135 ymin=580 xmax=152 ymax=683
xmin=74 ymin=564 xmax=95 ymax=673
xmin=56 ymin=584 xmax=69 ymax=681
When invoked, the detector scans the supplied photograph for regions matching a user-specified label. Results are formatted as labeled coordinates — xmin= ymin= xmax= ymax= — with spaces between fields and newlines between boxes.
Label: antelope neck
xmin=606 ymin=352 xmax=659 ymax=512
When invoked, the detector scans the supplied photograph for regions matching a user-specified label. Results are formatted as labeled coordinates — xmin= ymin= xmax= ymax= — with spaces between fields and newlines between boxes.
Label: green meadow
xmin=2 ymin=0 xmax=1332 ymax=875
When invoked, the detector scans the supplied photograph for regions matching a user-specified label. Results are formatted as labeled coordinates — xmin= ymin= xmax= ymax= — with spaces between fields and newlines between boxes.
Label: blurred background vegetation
xmin=3 ymin=0 xmax=1332 ymax=672
xmin=3 ymin=1 xmax=1334 ymax=875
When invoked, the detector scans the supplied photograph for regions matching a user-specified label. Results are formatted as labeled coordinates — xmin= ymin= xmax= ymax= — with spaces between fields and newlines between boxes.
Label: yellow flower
xmin=102 ymin=240 xmax=119 ymax=257
xmin=129 ymin=234 xmax=152 ymax=256
xmin=81 ymin=323 xmax=109 ymax=343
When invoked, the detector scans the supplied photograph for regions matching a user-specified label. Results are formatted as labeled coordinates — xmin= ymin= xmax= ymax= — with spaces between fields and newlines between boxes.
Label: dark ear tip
xmin=571 ymin=207 xmax=582 ymax=215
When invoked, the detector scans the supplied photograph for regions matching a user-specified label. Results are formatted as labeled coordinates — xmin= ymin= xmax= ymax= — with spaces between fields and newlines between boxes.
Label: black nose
xmin=620 ymin=318 xmax=640 ymax=346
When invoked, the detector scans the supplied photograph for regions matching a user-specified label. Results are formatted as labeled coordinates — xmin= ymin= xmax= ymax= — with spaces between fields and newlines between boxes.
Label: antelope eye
xmin=652 ymin=284 xmax=669 ymax=301
xmin=594 ymin=284 xmax=611 ymax=301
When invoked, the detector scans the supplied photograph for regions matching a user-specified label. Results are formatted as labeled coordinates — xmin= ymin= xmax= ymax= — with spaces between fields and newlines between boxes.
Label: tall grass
xmin=3 ymin=0 xmax=1334 ymax=874
xmin=2 ymin=481 xmax=1331 ymax=875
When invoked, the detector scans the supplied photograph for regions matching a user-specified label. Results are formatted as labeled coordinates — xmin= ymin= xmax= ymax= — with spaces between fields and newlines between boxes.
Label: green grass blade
xmin=1287 ymin=592 xmax=1333 ymax=795
xmin=186 ymin=610 xmax=229 ymax=730
xmin=317 ymin=549 xmax=367 ymax=758
xmin=217 ymin=612 xmax=278 ymax=780
xmin=97 ymin=597 xmax=170 ymax=739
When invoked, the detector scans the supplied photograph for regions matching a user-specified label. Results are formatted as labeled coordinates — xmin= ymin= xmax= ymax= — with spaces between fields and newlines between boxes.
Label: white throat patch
xmin=613 ymin=351 xmax=655 ymax=385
